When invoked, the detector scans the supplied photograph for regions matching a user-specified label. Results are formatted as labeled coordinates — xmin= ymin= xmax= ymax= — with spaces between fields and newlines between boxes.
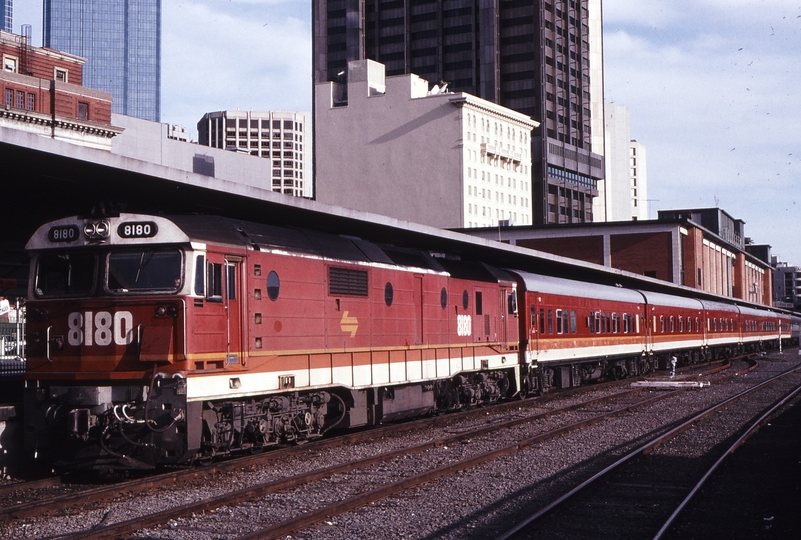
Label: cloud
xmin=604 ymin=0 xmax=801 ymax=262
xmin=162 ymin=1 xmax=311 ymax=136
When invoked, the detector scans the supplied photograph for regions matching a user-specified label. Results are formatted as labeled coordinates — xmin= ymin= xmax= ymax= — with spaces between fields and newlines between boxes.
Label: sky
xmin=10 ymin=0 xmax=801 ymax=264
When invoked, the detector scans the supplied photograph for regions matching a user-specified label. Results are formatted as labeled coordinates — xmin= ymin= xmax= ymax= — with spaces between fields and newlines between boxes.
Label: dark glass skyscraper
xmin=3 ymin=1 xmax=12 ymax=33
xmin=314 ymin=0 xmax=605 ymax=224
xmin=43 ymin=0 xmax=161 ymax=122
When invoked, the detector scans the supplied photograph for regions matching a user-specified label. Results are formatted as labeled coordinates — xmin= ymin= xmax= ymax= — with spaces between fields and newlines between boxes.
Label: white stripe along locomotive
xmin=23 ymin=214 xmax=799 ymax=470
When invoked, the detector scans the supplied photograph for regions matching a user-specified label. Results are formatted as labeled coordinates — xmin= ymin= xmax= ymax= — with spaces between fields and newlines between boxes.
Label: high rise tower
xmin=3 ymin=0 xmax=11 ymax=33
xmin=43 ymin=0 xmax=161 ymax=122
xmin=313 ymin=0 xmax=604 ymax=224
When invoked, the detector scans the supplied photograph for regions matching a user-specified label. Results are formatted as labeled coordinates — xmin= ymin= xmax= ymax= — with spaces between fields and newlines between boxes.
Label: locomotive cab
xmin=24 ymin=215 xmax=197 ymax=469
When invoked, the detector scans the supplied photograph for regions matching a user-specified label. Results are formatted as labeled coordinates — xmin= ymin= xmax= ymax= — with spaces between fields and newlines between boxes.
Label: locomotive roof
xmin=27 ymin=213 xmax=514 ymax=284
xmin=169 ymin=215 xmax=508 ymax=282
xmin=511 ymin=271 xmax=645 ymax=304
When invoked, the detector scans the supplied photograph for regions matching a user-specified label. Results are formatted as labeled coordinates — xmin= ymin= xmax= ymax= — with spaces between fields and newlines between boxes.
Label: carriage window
xmin=556 ymin=309 xmax=563 ymax=334
xmin=547 ymin=309 xmax=553 ymax=334
xmin=539 ymin=308 xmax=545 ymax=334
xmin=194 ymin=255 xmax=205 ymax=295
xmin=660 ymin=315 xmax=665 ymax=333
xmin=226 ymin=263 xmax=237 ymax=300
xmin=570 ymin=310 xmax=577 ymax=333
xmin=669 ymin=316 xmax=675 ymax=333
xmin=508 ymin=292 xmax=517 ymax=314
xmin=563 ymin=310 xmax=569 ymax=334
xmin=207 ymin=262 xmax=223 ymax=301
xmin=35 ymin=252 xmax=97 ymax=297
xmin=107 ymin=249 xmax=182 ymax=294
xmin=695 ymin=317 xmax=700 ymax=332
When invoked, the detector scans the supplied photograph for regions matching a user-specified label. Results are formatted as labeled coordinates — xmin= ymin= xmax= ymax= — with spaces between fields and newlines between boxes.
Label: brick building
xmin=0 ymin=30 xmax=121 ymax=149
xmin=462 ymin=207 xmax=773 ymax=306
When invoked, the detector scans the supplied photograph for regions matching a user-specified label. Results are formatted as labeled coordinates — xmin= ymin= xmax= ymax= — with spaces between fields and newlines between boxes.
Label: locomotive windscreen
xmin=35 ymin=252 xmax=97 ymax=297
xmin=107 ymin=249 xmax=182 ymax=293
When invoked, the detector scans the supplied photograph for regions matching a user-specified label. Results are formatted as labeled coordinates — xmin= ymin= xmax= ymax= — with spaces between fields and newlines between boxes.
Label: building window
xmin=15 ymin=91 xmax=23 ymax=109
xmin=26 ymin=93 xmax=35 ymax=111
xmin=3 ymin=55 xmax=17 ymax=73
xmin=4 ymin=88 xmax=11 ymax=107
xmin=78 ymin=102 xmax=88 ymax=120
xmin=54 ymin=68 xmax=68 ymax=82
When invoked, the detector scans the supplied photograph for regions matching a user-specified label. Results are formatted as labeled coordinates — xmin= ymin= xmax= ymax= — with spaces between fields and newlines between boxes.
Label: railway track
xmin=495 ymin=360 xmax=801 ymax=539
xmin=0 ymin=356 xmax=750 ymax=538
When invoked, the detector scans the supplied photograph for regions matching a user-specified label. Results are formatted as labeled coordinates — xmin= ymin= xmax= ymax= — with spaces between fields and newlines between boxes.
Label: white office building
xmin=315 ymin=60 xmax=538 ymax=229
xmin=197 ymin=110 xmax=312 ymax=198
xmin=596 ymin=102 xmax=648 ymax=221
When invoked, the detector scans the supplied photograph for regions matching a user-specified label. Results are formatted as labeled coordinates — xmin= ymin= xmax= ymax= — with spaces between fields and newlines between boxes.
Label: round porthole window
xmin=440 ymin=287 xmax=448 ymax=309
xmin=267 ymin=271 xmax=280 ymax=301
xmin=385 ymin=282 xmax=394 ymax=307
xmin=462 ymin=290 xmax=469 ymax=310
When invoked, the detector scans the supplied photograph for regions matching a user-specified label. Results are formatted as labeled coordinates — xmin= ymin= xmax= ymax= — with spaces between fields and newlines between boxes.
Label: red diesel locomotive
xmin=24 ymin=214 xmax=522 ymax=469
xmin=22 ymin=213 xmax=798 ymax=470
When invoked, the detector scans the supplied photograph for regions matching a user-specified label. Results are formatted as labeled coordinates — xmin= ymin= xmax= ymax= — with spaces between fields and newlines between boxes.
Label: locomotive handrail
xmin=45 ymin=325 xmax=52 ymax=362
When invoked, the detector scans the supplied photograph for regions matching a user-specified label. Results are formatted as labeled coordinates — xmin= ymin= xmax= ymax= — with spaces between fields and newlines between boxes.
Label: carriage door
xmin=414 ymin=276 xmax=424 ymax=345
xmin=224 ymin=258 xmax=244 ymax=366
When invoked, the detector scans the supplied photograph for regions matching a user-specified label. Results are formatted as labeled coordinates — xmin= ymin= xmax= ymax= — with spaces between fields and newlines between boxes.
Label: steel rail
xmin=494 ymin=361 xmax=801 ymax=540
xmin=61 ymin=388 xmax=674 ymax=539
xmin=653 ymin=381 xmax=801 ymax=539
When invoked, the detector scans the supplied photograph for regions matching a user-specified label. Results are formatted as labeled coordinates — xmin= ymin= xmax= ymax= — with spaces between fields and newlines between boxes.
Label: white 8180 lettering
xmin=67 ymin=311 xmax=135 ymax=346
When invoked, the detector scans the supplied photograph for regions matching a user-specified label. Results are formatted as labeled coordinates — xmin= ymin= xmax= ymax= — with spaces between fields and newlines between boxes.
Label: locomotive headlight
xmin=94 ymin=220 xmax=109 ymax=236
xmin=83 ymin=219 xmax=111 ymax=241
xmin=155 ymin=305 xmax=178 ymax=317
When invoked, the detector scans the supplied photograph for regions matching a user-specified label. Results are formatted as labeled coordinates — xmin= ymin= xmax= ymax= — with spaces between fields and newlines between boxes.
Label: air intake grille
xmin=329 ymin=267 xmax=368 ymax=296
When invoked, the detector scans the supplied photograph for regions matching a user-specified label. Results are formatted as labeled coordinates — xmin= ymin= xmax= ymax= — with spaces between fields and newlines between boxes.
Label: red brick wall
xmin=0 ymin=77 xmax=49 ymax=113
xmin=609 ymin=232 xmax=673 ymax=281
xmin=0 ymin=42 xmax=83 ymax=83
xmin=52 ymin=90 xmax=109 ymax=123
xmin=517 ymin=236 xmax=604 ymax=265
xmin=0 ymin=40 xmax=114 ymax=124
